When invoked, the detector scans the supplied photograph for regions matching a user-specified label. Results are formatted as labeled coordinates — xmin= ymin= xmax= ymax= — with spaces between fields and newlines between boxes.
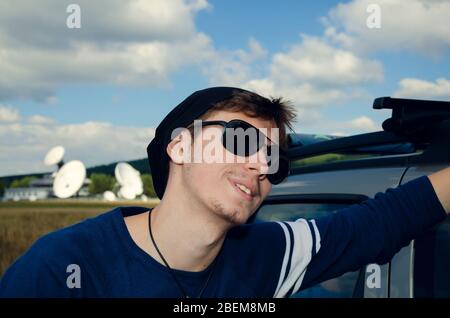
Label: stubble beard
xmin=209 ymin=197 xmax=253 ymax=226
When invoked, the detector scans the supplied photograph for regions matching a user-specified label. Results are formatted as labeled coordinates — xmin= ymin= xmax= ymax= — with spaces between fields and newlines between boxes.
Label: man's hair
xmin=192 ymin=91 xmax=297 ymax=148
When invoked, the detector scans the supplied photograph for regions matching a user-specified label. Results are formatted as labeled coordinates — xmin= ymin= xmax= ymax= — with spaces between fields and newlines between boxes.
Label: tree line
xmin=1 ymin=173 xmax=157 ymax=198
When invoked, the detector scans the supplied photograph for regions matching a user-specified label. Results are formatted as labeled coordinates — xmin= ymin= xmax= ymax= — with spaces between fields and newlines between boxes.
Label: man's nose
xmin=244 ymin=150 xmax=269 ymax=175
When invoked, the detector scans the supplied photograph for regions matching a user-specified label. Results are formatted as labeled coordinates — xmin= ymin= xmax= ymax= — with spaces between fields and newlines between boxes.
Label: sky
xmin=1 ymin=0 xmax=450 ymax=176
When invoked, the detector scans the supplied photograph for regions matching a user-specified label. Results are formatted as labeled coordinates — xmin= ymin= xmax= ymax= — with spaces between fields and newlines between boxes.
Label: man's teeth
xmin=236 ymin=183 xmax=251 ymax=195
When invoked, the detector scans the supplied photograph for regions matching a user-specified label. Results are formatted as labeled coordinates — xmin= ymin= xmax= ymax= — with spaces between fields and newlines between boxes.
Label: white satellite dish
xmin=115 ymin=162 xmax=143 ymax=196
xmin=118 ymin=186 xmax=136 ymax=200
xmin=115 ymin=163 xmax=139 ymax=185
xmin=134 ymin=182 xmax=144 ymax=196
xmin=103 ymin=190 xmax=116 ymax=202
xmin=130 ymin=174 xmax=143 ymax=196
xmin=53 ymin=160 xmax=86 ymax=199
xmin=44 ymin=146 xmax=65 ymax=166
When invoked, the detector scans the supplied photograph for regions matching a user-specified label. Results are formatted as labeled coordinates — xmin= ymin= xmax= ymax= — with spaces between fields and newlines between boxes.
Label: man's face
xmin=176 ymin=110 xmax=276 ymax=225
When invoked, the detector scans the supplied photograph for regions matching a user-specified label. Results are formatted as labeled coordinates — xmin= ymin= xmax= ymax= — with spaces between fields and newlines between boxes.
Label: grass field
xmin=0 ymin=199 xmax=158 ymax=277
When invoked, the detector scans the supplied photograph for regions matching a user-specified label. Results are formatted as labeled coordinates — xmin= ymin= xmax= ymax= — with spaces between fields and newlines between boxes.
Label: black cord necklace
xmin=148 ymin=210 xmax=216 ymax=298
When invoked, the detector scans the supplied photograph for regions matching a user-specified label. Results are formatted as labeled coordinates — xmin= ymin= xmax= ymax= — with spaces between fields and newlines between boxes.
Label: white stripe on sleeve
xmin=273 ymin=222 xmax=291 ymax=297
xmin=310 ymin=219 xmax=321 ymax=254
xmin=273 ymin=219 xmax=321 ymax=298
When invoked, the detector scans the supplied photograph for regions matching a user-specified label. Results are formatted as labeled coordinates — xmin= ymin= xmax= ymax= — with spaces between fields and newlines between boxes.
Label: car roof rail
xmin=287 ymin=97 xmax=450 ymax=161
xmin=374 ymin=97 xmax=450 ymax=139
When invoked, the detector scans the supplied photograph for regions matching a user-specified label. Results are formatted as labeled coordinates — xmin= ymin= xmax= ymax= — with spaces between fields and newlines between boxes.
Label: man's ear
xmin=166 ymin=129 xmax=192 ymax=164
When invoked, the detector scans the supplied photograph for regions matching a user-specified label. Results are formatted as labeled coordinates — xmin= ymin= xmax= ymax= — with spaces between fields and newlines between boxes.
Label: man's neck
xmin=124 ymin=189 xmax=230 ymax=272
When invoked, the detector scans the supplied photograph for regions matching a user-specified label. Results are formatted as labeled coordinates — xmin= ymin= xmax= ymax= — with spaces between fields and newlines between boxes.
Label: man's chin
xmin=209 ymin=198 xmax=253 ymax=226
xmin=220 ymin=206 xmax=253 ymax=226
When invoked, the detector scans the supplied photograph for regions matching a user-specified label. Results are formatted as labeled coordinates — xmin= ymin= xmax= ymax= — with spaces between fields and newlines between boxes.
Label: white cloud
xmin=241 ymin=36 xmax=381 ymax=113
xmin=246 ymin=37 xmax=268 ymax=60
xmin=28 ymin=115 xmax=55 ymax=125
xmin=394 ymin=77 xmax=450 ymax=99
xmin=299 ymin=115 xmax=380 ymax=136
xmin=269 ymin=35 xmax=383 ymax=86
xmin=0 ymin=107 xmax=155 ymax=176
xmin=323 ymin=0 xmax=450 ymax=56
xmin=244 ymin=79 xmax=350 ymax=108
xmin=0 ymin=0 xmax=214 ymax=101
xmin=330 ymin=132 xmax=349 ymax=137
xmin=0 ymin=105 xmax=20 ymax=122
xmin=202 ymin=37 xmax=268 ymax=86
xmin=205 ymin=35 xmax=382 ymax=111
xmin=348 ymin=116 xmax=379 ymax=131
xmin=0 ymin=0 xmax=210 ymax=47
xmin=201 ymin=33 xmax=384 ymax=137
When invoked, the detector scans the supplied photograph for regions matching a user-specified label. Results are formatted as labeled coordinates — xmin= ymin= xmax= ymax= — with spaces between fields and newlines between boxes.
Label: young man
xmin=1 ymin=87 xmax=449 ymax=298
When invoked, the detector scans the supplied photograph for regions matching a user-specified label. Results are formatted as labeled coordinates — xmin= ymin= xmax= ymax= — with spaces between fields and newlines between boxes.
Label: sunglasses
xmin=190 ymin=119 xmax=290 ymax=184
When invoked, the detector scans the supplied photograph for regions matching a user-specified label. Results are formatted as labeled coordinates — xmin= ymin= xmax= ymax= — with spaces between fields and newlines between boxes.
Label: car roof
xmin=287 ymin=96 xmax=450 ymax=175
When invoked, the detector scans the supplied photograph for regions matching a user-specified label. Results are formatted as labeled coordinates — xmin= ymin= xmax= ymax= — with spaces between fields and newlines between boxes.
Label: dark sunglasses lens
xmin=222 ymin=120 xmax=263 ymax=157
xmin=220 ymin=119 xmax=289 ymax=184
xmin=267 ymin=152 xmax=290 ymax=184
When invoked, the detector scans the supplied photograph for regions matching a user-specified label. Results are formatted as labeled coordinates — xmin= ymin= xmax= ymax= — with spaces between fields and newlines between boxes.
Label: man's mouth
xmin=228 ymin=179 xmax=255 ymax=201
xmin=236 ymin=183 xmax=251 ymax=195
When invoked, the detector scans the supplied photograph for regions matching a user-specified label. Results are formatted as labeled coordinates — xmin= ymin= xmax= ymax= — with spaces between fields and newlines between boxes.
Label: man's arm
xmin=429 ymin=167 xmax=450 ymax=214
xmin=275 ymin=173 xmax=448 ymax=297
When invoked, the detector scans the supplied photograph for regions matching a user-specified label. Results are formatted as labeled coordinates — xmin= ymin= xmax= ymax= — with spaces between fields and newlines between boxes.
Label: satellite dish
xmin=140 ymin=194 xmax=148 ymax=202
xmin=44 ymin=146 xmax=65 ymax=167
xmin=53 ymin=160 xmax=86 ymax=199
xmin=115 ymin=163 xmax=139 ymax=185
xmin=118 ymin=186 xmax=136 ymax=200
xmin=103 ymin=191 xmax=116 ymax=201
xmin=115 ymin=162 xmax=143 ymax=196
xmin=131 ymin=178 xmax=144 ymax=196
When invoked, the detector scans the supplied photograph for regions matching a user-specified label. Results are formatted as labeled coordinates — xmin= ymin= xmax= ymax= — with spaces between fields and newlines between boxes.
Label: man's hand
xmin=428 ymin=167 xmax=450 ymax=214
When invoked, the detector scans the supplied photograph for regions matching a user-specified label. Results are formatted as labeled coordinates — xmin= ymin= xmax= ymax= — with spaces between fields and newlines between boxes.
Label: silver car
xmin=251 ymin=97 xmax=450 ymax=298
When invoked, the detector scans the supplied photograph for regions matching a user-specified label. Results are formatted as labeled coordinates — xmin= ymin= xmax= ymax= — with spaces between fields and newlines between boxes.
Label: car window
xmin=254 ymin=202 xmax=360 ymax=298
xmin=413 ymin=216 xmax=450 ymax=298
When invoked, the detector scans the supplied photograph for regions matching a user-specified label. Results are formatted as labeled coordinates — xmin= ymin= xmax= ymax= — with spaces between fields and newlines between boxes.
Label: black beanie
xmin=147 ymin=86 xmax=258 ymax=199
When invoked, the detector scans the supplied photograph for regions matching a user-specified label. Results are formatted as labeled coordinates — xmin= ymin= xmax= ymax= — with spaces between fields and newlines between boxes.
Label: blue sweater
xmin=0 ymin=176 xmax=446 ymax=297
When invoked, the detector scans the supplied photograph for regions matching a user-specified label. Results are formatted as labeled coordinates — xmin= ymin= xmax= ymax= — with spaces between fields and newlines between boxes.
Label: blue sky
xmin=1 ymin=0 xmax=450 ymax=176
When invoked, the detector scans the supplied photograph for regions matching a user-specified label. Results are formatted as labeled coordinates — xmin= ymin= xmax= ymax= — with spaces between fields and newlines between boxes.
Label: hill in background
xmin=0 ymin=158 xmax=150 ymax=188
